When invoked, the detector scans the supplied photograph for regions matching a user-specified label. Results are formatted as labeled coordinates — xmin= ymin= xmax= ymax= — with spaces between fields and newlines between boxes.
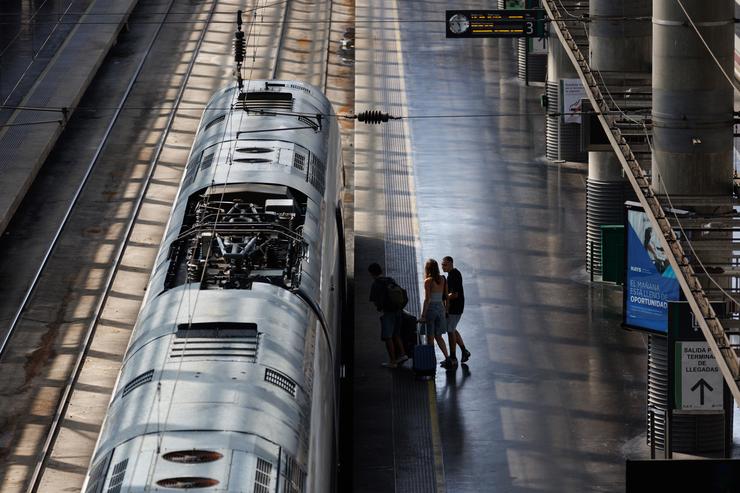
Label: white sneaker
xmin=381 ymin=361 xmax=398 ymax=368
xmin=396 ymin=354 xmax=409 ymax=365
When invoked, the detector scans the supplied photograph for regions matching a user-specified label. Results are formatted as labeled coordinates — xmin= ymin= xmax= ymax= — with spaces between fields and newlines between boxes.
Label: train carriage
xmin=83 ymin=80 xmax=345 ymax=493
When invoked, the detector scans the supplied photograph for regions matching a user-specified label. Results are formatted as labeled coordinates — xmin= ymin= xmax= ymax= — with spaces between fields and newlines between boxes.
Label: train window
xmin=162 ymin=450 xmax=223 ymax=464
xmin=156 ymin=477 xmax=219 ymax=489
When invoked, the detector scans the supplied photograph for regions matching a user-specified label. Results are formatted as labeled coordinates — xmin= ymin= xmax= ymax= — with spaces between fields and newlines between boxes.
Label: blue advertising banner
xmin=624 ymin=203 xmax=680 ymax=333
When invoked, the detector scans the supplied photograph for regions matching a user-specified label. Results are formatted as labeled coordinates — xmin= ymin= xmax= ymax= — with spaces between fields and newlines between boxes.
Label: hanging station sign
xmin=445 ymin=10 xmax=546 ymax=38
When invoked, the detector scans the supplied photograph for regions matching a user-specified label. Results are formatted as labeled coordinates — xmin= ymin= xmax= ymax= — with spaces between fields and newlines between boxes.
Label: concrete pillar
xmin=652 ymin=0 xmax=733 ymax=196
xmin=652 ymin=0 xmax=733 ymax=312
xmin=586 ymin=0 xmax=650 ymax=273
xmin=545 ymin=40 xmax=586 ymax=162
xmin=648 ymin=1 xmax=733 ymax=455
xmin=590 ymin=0 xmax=651 ymax=73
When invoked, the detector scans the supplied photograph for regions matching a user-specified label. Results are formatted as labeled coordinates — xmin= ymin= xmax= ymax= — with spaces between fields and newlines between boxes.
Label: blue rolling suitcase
xmin=413 ymin=323 xmax=436 ymax=379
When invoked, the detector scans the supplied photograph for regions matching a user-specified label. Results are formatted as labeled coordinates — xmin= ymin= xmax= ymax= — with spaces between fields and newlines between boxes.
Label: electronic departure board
xmin=445 ymin=10 xmax=545 ymax=38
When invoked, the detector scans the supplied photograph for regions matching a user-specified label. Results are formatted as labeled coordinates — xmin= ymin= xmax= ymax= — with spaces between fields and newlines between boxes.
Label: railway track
xmin=0 ymin=0 xmax=347 ymax=491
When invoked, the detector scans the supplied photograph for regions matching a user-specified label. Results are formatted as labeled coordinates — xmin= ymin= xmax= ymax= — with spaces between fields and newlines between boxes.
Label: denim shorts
xmin=425 ymin=302 xmax=447 ymax=336
xmin=380 ymin=311 xmax=402 ymax=340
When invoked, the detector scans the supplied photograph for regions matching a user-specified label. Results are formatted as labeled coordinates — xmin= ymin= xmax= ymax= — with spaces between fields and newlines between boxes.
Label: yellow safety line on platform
xmin=382 ymin=0 xmax=447 ymax=489
xmin=427 ymin=379 xmax=447 ymax=492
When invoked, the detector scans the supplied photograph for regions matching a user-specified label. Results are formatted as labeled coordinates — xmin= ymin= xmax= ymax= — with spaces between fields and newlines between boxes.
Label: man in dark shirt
xmin=368 ymin=263 xmax=409 ymax=368
xmin=442 ymin=256 xmax=470 ymax=365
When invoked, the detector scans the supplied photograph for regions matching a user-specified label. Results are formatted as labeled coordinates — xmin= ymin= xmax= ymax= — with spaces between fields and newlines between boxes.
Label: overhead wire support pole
xmin=541 ymin=0 xmax=740 ymax=405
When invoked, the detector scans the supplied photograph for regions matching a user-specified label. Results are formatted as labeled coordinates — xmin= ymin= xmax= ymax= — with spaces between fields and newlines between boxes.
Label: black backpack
xmin=383 ymin=278 xmax=408 ymax=311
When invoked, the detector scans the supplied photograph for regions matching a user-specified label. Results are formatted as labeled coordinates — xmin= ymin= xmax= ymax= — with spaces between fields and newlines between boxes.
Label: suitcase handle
xmin=417 ymin=320 xmax=431 ymax=345
xmin=403 ymin=310 xmax=432 ymax=345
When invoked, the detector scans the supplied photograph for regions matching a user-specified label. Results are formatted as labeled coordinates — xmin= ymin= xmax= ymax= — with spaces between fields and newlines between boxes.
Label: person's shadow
xmin=443 ymin=363 xmax=471 ymax=385
xmin=438 ymin=363 xmax=471 ymax=454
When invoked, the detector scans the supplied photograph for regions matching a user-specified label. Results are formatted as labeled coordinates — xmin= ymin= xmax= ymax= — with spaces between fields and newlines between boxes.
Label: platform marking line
xmin=427 ymin=378 xmax=447 ymax=493
xmin=383 ymin=0 xmax=448 ymax=489
xmin=384 ymin=1 xmax=447 ymax=488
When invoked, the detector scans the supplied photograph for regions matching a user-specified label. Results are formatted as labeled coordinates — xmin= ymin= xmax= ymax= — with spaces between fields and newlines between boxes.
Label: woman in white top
xmin=419 ymin=258 xmax=450 ymax=366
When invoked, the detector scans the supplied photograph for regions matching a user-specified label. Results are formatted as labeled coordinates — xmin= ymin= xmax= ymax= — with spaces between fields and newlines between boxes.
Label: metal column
xmin=648 ymin=0 xmax=734 ymax=455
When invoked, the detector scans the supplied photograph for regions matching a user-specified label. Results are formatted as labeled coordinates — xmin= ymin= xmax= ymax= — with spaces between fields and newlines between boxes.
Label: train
xmin=82 ymin=79 xmax=346 ymax=492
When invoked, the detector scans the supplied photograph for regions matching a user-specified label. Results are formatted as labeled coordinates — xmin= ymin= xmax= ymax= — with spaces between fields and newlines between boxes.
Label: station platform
xmin=0 ymin=0 xmax=137 ymax=235
xmin=351 ymin=1 xmax=656 ymax=491
xmin=1 ymin=1 xmax=738 ymax=491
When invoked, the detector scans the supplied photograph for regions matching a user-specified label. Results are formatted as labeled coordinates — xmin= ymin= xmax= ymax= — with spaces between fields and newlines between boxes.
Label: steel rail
xmin=25 ymin=0 xmax=221 ymax=490
xmin=270 ymin=0 xmax=333 ymax=89
xmin=270 ymin=0 xmax=291 ymax=79
xmin=1 ymin=0 xmax=78 ymax=108
xmin=320 ymin=0 xmax=334 ymax=93
xmin=0 ymin=3 xmax=159 ymax=359
xmin=542 ymin=0 xmax=740 ymax=405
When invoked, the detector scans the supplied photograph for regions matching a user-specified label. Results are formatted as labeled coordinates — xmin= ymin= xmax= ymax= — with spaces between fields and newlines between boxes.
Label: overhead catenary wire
xmin=1 ymin=110 xmax=648 ymax=129
xmin=20 ymin=0 xmax=208 ymax=488
xmin=0 ymin=0 xmax=286 ymax=108
xmin=673 ymin=0 xmax=740 ymax=96
xmin=0 ymin=0 xmax=73 ymax=59
xmin=0 ymin=12 xmax=665 ymax=27
xmin=0 ymin=119 xmax=63 ymax=128
xmin=547 ymin=0 xmax=740 ymax=411
xmin=562 ymin=0 xmax=740 ymax=351
xmin=126 ymin=0 xmax=226 ymax=486
xmin=1 ymin=0 xmax=78 ymax=107
xmin=154 ymin=0 xmax=276 ymax=474
xmin=1 ymin=99 xmax=648 ymax=122
xmin=574 ymin=7 xmax=740 ymax=309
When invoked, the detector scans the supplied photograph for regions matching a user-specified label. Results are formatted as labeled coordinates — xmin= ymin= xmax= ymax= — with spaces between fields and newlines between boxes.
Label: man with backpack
xmin=368 ymin=263 xmax=409 ymax=368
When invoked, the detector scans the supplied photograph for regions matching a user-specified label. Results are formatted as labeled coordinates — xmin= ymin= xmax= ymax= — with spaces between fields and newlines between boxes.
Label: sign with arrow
xmin=667 ymin=301 xmax=731 ymax=454
xmin=676 ymin=341 xmax=723 ymax=410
